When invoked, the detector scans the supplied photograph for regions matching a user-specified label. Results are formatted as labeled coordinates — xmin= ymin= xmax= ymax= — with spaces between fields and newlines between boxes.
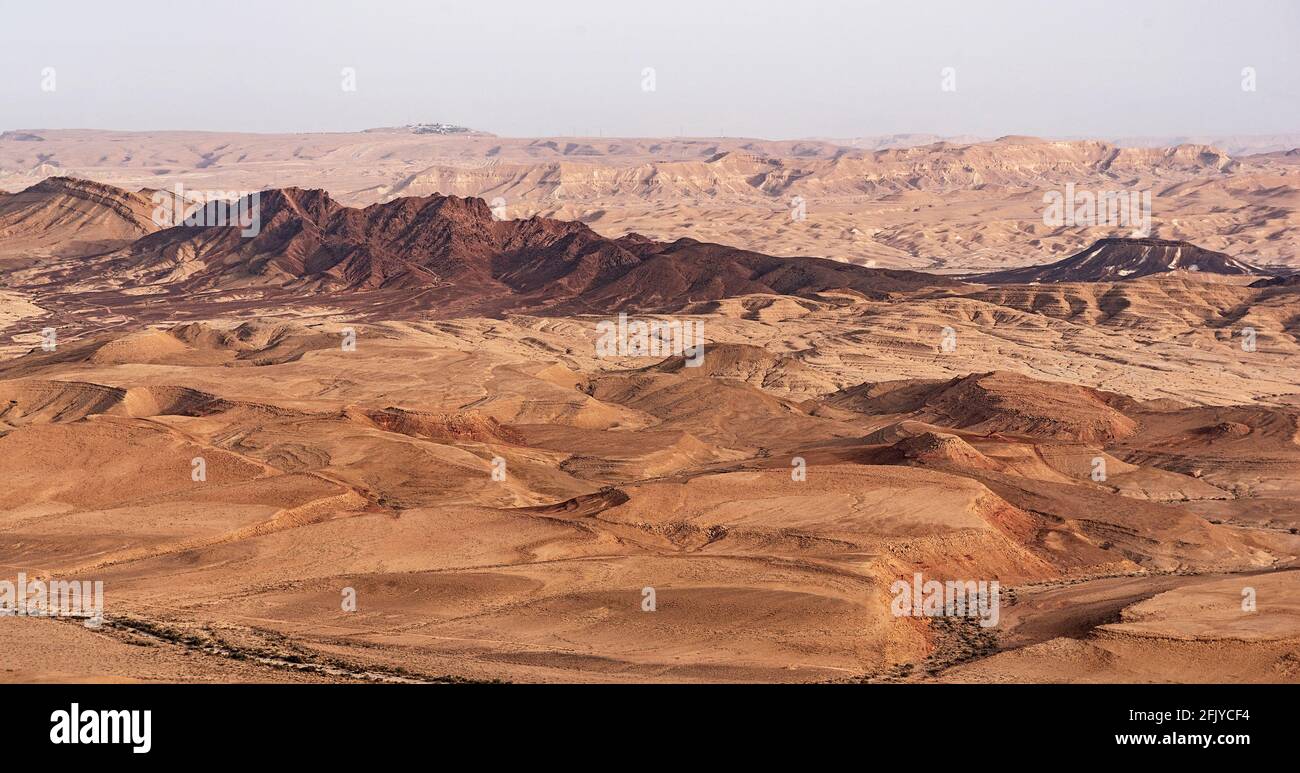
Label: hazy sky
xmin=2 ymin=0 xmax=1297 ymax=139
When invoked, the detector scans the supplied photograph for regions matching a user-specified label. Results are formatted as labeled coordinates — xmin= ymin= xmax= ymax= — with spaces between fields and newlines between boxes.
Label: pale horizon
xmin=3 ymin=0 xmax=1298 ymax=138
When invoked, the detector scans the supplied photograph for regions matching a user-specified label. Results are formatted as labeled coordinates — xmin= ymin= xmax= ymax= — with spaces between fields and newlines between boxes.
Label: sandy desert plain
xmin=0 ymin=128 xmax=1298 ymax=683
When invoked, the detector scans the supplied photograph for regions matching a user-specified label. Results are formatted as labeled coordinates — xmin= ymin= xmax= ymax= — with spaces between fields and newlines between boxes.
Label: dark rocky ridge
xmin=975 ymin=238 xmax=1264 ymax=284
xmin=104 ymin=182 xmax=961 ymax=314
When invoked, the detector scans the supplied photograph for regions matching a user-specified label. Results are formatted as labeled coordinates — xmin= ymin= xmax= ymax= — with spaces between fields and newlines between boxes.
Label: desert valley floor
xmin=1 ymin=131 xmax=1298 ymax=683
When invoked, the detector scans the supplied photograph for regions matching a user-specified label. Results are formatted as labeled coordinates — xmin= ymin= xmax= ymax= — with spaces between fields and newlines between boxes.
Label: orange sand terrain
xmin=0 ymin=143 xmax=1298 ymax=683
